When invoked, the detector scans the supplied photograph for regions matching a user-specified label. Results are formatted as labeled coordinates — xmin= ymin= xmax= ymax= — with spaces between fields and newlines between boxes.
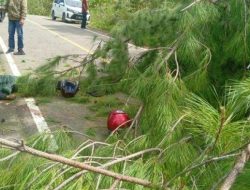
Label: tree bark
xmin=220 ymin=144 xmax=250 ymax=190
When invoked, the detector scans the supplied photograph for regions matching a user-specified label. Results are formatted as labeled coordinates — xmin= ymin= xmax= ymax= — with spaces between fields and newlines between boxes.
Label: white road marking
xmin=25 ymin=98 xmax=51 ymax=133
xmin=27 ymin=18 xmax=110 ymax=63
xmin=0 ymin=36 xmax=49 ymax=133
xmin=0 ymin=36 xmax=57 ymax=150
xmin=0 ymin=40 xmax=21 ymax=77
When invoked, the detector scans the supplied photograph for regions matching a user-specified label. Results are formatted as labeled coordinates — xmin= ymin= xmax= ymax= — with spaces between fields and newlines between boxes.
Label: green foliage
xmin=103 ymin=1 xmax=250 ymax=95
xmin=17 ymin=74 xmax=57 ymax=97
xmin=16 ymin=57 xmax=61 ymax=97
xmin=185 ymin=94 xmax=250 ymax=153
xmin=0 ymin=131 xmax=160 ymax=190
xmin=0 ymin=0 xmax=5 ymax=5
xmin=226 ymin=78 xmax=250 ymax=119
xmin=233 ymin=163 xmax=250 ymax=190
xmin=28 ymin=0 xmax=53 ymax=16
xmin=10 ymin=0 xmax=250 ymax=189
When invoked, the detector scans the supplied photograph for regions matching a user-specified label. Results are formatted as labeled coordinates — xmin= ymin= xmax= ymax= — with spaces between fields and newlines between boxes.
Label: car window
xmin=66 ymin=0 xmax=81 ymax=8
xmin=60 ymin=0 xmax=64 ymax=4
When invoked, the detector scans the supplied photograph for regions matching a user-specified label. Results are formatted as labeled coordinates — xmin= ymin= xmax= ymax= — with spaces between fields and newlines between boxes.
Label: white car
xmin=51 ymin=0 xmax=90 ymax=23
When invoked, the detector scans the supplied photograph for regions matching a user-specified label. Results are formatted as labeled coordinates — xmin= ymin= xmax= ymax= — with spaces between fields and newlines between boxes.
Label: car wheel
xmin=52 ymin=10 xmax=56 ymax=20
xmin=62 ymin=13 xmax=66 ymax=22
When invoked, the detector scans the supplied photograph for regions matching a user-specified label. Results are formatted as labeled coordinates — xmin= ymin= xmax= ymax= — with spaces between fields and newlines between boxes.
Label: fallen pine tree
xmin=2 ymin=0 xmax=250 ymax=189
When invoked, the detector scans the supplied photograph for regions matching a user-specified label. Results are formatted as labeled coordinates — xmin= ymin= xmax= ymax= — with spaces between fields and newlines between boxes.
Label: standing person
xmin=0 ymin=1 xmax=6 ymax=22
xmin=5 ymin=0 xmax=27 ymax=55
xmin=81 ymin=0 xmax=88 ymax=29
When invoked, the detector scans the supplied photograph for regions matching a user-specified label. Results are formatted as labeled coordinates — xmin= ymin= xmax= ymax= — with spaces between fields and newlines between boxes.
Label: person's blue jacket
xmin=0 ymin=75 xmax=17 ymax=99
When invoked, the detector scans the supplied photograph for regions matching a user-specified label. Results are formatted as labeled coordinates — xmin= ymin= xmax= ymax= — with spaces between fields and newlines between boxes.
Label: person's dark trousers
xmin=8 ymin=20 xmax=24 ymax=50
xmin=81 ymin=12 xmax=87 ymax=29
xmin=0 ymin=11 xmax=4 ymax=22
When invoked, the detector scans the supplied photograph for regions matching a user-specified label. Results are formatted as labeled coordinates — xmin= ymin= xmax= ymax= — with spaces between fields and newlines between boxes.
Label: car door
xmin=53 ymin=0 xmax=59 ymax=17
xmin=58 ymin=0 xmax=65 ymax=18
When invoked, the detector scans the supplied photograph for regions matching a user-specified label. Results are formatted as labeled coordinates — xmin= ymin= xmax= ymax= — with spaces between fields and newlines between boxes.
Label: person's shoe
xmin=14 ymin=49 xmax=25 ymax=55
xmin=6 ymin=49 xmax=14 ymax=54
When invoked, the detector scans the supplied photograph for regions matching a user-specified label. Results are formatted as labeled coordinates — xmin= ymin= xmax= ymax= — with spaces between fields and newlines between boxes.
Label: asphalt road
xmin=0 ymin=15 xmax=110 ymax=73
xmin=0 ymin=15 xmax=132 ymax=141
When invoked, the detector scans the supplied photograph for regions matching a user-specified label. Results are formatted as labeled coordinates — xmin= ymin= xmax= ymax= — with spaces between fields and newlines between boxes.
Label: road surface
xmin=0 ymin=15 xmax=140 ymax=141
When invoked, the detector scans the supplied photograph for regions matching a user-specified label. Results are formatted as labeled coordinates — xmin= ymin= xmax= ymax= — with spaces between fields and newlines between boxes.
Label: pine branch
xmin=0 ymin=152 xmax=19 ymax=162
xmin=211 ymin=173 xmax=230 ymax=190
xmin=124 ymin=105 xmax=144 ymax=138
xmin=53 ymin=170 xmax=85 ymax=190
xmin=181 ymin=0 xmax=220 ymax=12
xmin=165 ymin=152 xmax=240 ymax=187
xmin=45 ymin=167 xmax=72 ymax=190
xmin=158 ymin=136 xmax=192 ymax=158
xmin=211 ymin=106 xmax=226 ymax=151
xmin=0 ymin=137 xmax=155 ymax=188
xmin=173 ymin=51 xmax=180 ymax=80
xmin=157 ymin=44 xmax=178 ymax=71
xmin=243 ymin=0 xmax=248 ymax=76
xmin=157 ymin=114 xmax=187 ymax=147
xmin=28 ymin=163 xmax=58 ymax=189
xmin=181 ymin=0 xmax=202 ymax=12
xmin=53 ymin=148 xmax=162 ymax=190
xmin=220 ymin=144 xmax=250 ymax=190
xmin=109 ymin=179 xmax=120 ymax=190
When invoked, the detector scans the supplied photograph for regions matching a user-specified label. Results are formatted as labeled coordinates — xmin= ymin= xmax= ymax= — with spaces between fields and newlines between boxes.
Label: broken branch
xmin=0 ymin=138 xmax=155 ymax=188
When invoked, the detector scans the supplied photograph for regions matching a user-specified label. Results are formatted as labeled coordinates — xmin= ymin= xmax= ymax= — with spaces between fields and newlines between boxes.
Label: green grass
xmin=85 ymin=128 xmax=97 ymax=137
xmin=28 ymin=0 xmax=52 ymax=16
xmin=87 ymin=96 xmax=124 ymax=117
xmin=68 ymin=96 xmax=90 ymax=104
xmin=35 ymin=97 xmax=52 ymax=105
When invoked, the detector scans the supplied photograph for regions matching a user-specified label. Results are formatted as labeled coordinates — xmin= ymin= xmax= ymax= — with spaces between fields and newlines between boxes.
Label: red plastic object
xmin=107 ymin=110 xmax=131 ymax=131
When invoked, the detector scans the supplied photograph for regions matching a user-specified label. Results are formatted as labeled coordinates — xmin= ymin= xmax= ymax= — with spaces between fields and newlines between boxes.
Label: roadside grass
xmin=87 ymin=96 xmax=123 ymax=117
xmin=89 ymin=6 xmax=118 ymax=32
xmin=28 ymin=0 xmax=52 ymax=16
xmin=36 ymin=97 xmax=52 ymax=105
xmin=46 ymin=116 xmax=61 ymax=125
xmin=67 ymin=96 xmax=90 ymax=104
xmin=86 ymin=95 xmax=138 ymax=119
xmin=85 ymin=127 xmax=96 ymax=137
